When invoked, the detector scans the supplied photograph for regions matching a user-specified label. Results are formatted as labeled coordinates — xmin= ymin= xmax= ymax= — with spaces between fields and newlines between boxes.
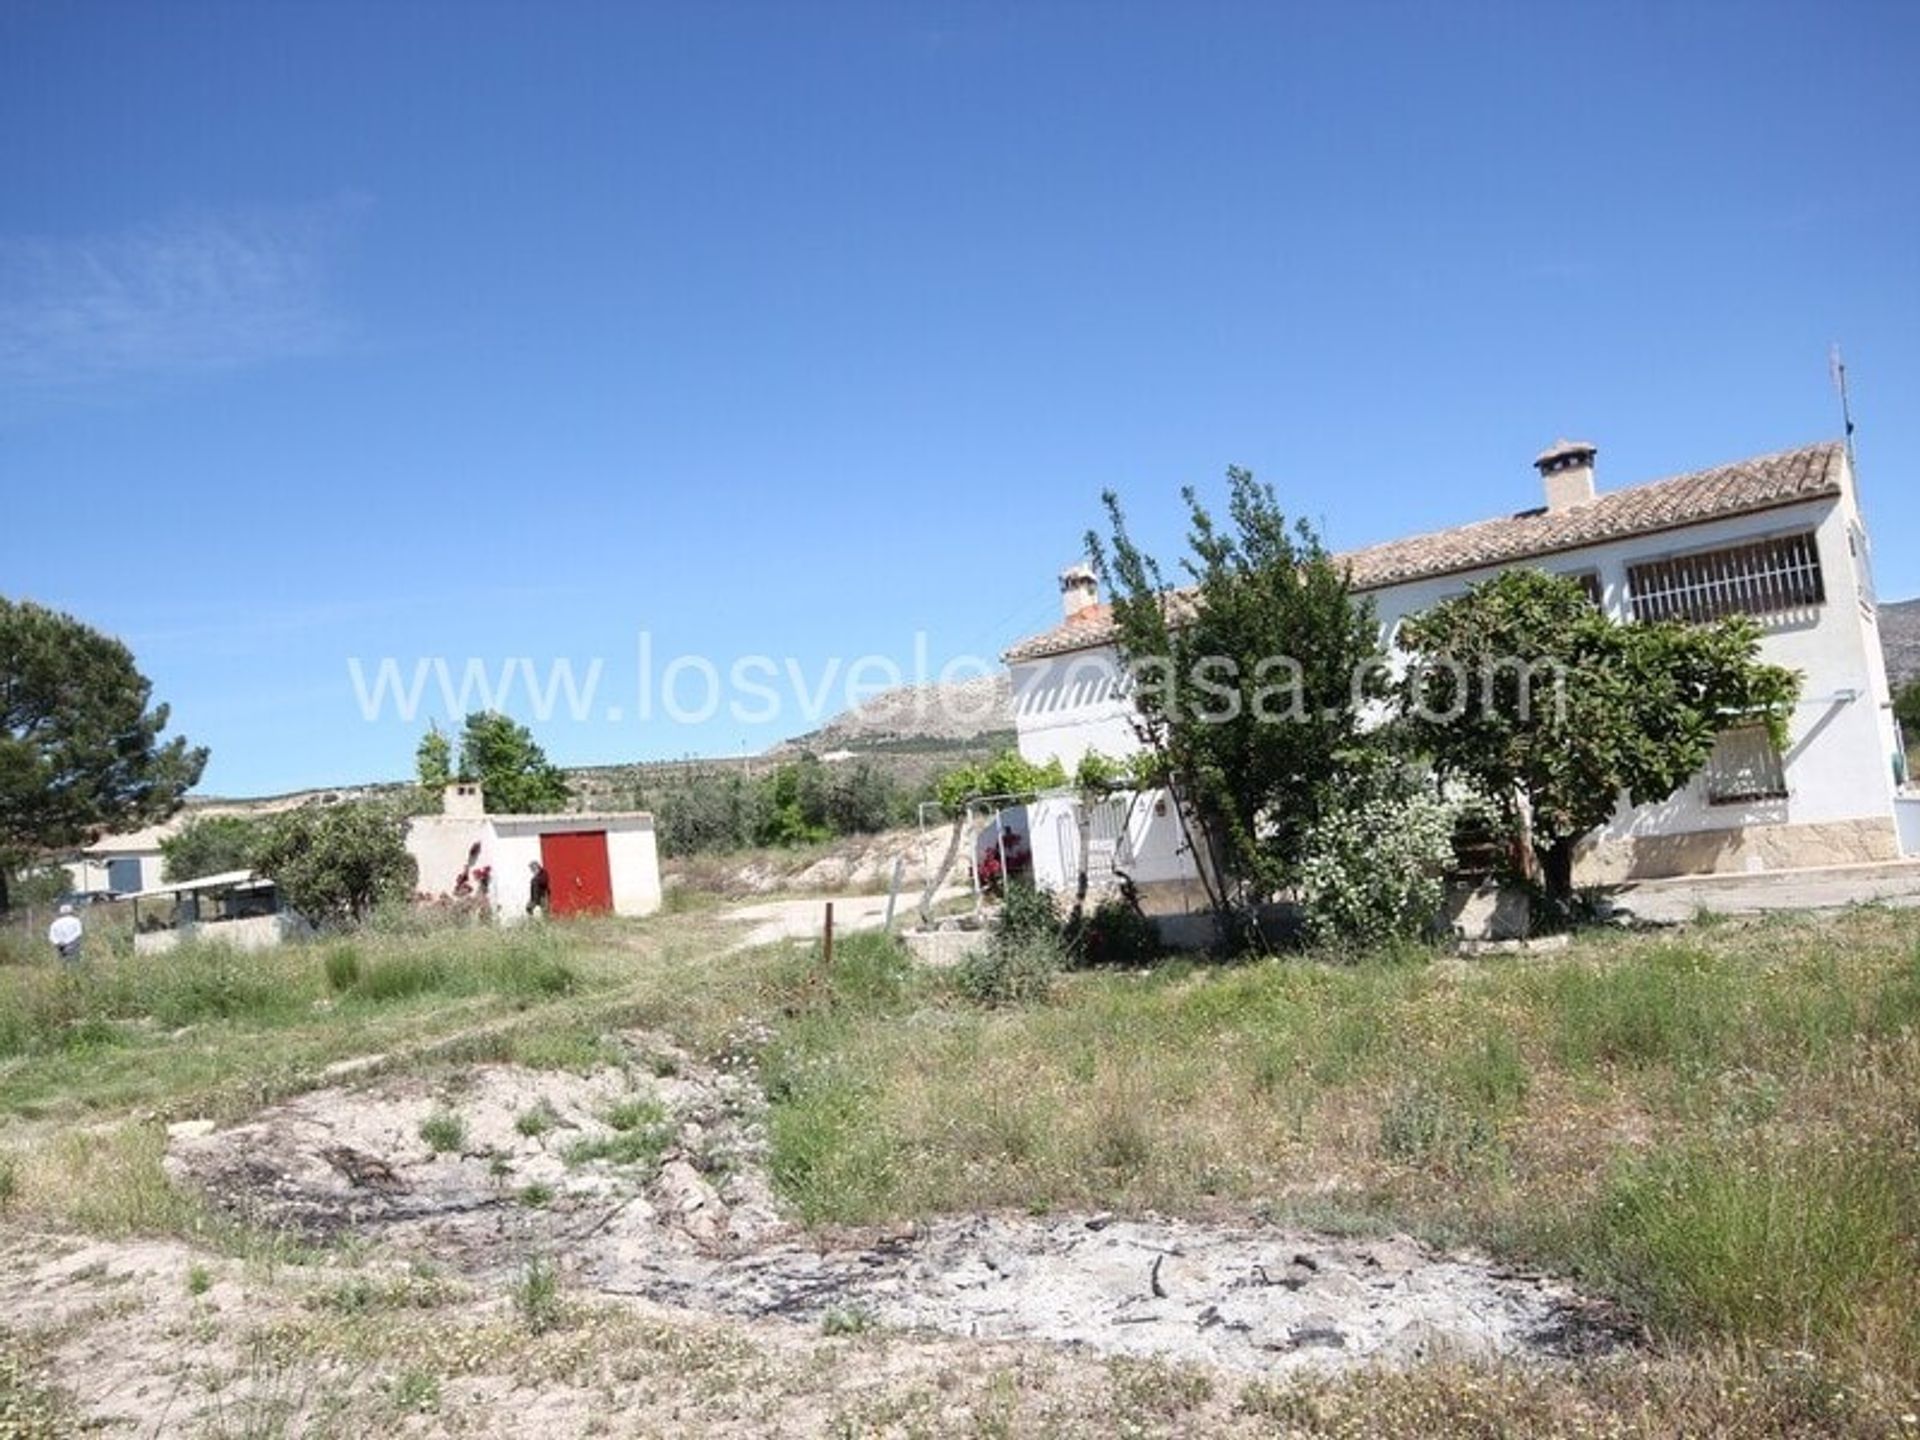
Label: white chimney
xmin=1534 ymin=439 xmax=1598 ymax=512
xmin=444 ymin=782 xmax=485 ymax=819
xmin=1059 ymin=564 xmax=1099 ymax=619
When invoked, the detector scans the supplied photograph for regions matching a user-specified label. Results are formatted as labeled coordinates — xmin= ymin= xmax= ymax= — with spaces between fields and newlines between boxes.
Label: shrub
xmin=957 ymin=932 xmax=1062 ymax=1006
xmin=418 ymin=1111 xmax=466 ymax=1154
xmin=957 ymin=881 xmax=1068 ymax=1004
xmin=514 ymin=1256 xmax=564 ymax=1334
xmin=997 ymin=881 xmax=1060 ymax=943
xmin=1069 ymin=898 xmax=1162 ymax=967
xmin=1295 ymin=774 xmax=1455 ymax=950
xmin=254 ymin=800 xmax=416 ymax=927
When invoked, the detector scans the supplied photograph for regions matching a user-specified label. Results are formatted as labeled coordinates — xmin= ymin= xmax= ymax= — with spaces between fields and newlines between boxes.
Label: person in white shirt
xmin=48 ymin=904 xmax=83 ymax=963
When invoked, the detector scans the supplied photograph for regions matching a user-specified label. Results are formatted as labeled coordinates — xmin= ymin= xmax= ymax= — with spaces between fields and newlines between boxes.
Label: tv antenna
xmin=1829 ymin=343 xmax=1857 ymax=466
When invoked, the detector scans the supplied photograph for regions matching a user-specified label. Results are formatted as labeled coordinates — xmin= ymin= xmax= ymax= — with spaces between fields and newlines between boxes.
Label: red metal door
xmin=540 ymin=831 xmax=613 ymax=917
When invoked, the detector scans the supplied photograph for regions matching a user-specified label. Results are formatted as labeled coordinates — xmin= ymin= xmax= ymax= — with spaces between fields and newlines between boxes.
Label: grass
xmin=745 ymin=909 xmax=1920 ymax=1405
xmin=3 ymin=896 xmax=1917 ymax=1435
xmin=563 ymin=1097 xmax=672 ymax=1169
xmin=0 ymin=910 xmax=707 ymax=1123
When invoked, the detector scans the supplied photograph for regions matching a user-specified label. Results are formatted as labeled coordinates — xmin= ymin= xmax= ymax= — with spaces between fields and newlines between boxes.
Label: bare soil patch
xmin=161 ymin=1032 xmax=1626 ymax=1377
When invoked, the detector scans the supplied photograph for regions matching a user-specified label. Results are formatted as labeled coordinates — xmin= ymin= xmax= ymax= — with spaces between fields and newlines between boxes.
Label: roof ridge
xmin=1002 ymin=439 xmax=1848 ymax=662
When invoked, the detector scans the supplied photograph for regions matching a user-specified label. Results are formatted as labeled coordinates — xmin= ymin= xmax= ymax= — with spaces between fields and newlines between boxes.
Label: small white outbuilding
xmin=405 ymin=783 xmax=662 ymax=922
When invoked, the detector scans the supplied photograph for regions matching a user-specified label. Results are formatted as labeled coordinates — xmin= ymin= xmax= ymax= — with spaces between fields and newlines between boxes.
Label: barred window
xmin=1627 ymin=532 xmax=1824 ymax=624
xmin=1560 ymin=569 xmax=1603 ymax=606
xmin=1703 ymin=725 xmax=1788 ymax=805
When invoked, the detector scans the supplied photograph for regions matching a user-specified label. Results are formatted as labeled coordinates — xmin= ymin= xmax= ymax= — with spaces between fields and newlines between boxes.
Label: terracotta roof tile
xmin=1003 ymin=441 xmax=1846 ymax=663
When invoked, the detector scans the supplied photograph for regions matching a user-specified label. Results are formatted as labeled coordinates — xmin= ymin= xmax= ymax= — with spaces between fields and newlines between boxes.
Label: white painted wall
xmin=1007 ymin=455 xmax=1900 ymax=890
xmin=405 ymin=816 xmax=492 ymax=899
xmin=405 ymin=812 xmax=662 ymax=922
xmin=135 ymin=912 xmax=312 ymax=956
xmin=1010 ymin=647 xmax=1141 ymax=772
xmin=64 ymin=851 xmax=163 ymax=896
xmin=1897 ymin=797 xmax=1920 ymax=858
xmin=487 ymin=815 xmax=663 ymax=920
xmin=1361 ymin=486 xmax=1899 ymax=846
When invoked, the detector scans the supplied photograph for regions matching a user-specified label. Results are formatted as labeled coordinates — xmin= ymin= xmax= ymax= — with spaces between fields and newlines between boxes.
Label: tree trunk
xmin=917 ymin=812 xmax=967 ymax=927
xmin=1066 ymin=795 xmax=1096 ymax=929
xmin=0 ymin=865 xmax=10 ymax=916
xmin=1540 ymin=834 xmax=1578 ymax=908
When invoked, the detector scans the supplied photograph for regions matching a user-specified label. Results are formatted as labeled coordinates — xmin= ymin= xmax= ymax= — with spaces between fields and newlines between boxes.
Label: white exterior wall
xmin=135 ymin=912 xmax=311 ymax=956
xmin=405 ymin=816 xmax=492 ymax=898
xmin=1008 ymin=454 xmax=1900 ymax=888
xmin=405 ymin=812 xmax=663 ymax=922
xmin=65 ymin=851 xmax=163 ymax=895
xmin=1010 ymin=647 xmax=1141 ymax=772
xmin=1361 ymin=486 xmax=1899 ymax=868
xmin=1898 ymin=796 xmax=1920 ymax=857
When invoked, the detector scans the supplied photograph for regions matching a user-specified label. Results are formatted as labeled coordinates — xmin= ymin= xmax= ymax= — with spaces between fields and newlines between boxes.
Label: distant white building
xmin=64 ymin=822 xmax=173 ymax=897
xmin=1003 ymin=439 xmax=1916 ymax=904
xmin=406 ymin=782 xmax=662 ymax=922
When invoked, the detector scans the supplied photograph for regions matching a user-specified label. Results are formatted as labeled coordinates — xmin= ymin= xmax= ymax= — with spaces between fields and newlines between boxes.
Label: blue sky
xmin=3 ymin=1 xmax=1915 ymax=797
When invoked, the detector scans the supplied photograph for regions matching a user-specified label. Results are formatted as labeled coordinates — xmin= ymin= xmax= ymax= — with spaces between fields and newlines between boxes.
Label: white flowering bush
xmin=1295 ymin=781 xmax=1456 ymax=950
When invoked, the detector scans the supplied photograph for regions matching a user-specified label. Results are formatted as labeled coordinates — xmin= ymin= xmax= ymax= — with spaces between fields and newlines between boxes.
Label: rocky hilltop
xmin=1881 ymin=598 xmax=1919 ymax=687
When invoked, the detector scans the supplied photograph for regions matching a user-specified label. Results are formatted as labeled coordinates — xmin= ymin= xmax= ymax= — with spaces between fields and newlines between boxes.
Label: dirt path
xmin=716 ymin=888 xmax=965 ymax=948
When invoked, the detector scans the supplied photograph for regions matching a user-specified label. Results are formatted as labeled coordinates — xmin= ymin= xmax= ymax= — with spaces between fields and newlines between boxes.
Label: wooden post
xmin=822 ymin=901 xmax=834 ymax=971
xmin=882 ymin=858 xmax=904 ymax=934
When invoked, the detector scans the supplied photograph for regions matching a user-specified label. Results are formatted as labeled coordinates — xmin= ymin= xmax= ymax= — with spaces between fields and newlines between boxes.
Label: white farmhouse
xmin=1003 ymin=439 xmax=1917 ymax=903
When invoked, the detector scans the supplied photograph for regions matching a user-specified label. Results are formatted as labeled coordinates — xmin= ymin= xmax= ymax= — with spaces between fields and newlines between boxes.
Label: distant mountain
xmin=770 ymin=675 xmax=1014 ymax=756
xmin=1883 ymin=598 xmax=1920 ymax=688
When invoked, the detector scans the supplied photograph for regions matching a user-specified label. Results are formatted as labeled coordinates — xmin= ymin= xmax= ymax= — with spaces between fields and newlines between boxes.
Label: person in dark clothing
xmin=527 ymin=860 xmax=550 ymax=915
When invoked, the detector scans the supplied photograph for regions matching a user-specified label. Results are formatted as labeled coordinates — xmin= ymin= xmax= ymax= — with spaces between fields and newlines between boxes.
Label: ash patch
xmin=585 ymin=1213 xmax=1629 ymax=1375
xmin=166 ymin=1035 xmax=1628 ymax=1376
xmin=164 ymin=1032 xmax=780 ymax=1261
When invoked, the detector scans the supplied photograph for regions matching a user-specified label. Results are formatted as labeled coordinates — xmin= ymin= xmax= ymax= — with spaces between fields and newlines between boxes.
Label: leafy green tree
xmin=253 ymin=800 xmax=416 ymax=926
xmin=1895 ymin=678 xmax=1920 ymax=737
xmin=0 ymin=598 xmax=207 ymax=911
xmin=753 ymin=762 xmax=832 ymax=847
xmin=1397 ymin=570 xmax=1800 ymax=905
xmin=932 ymin=749 xmax=1068 ymax=810
xmin=457 ymin=711 xmax=571 ymax=814
xmin=636 ymin=767 xmax=759 ymax=857
xmin=160 ymin=814 xmax=263 ymax=882
xmin=1088 ymin=468 xmax=1387 ymax=934
xmin=6 ymin=863 xmax=69 ymax=909
xmin=416 ymin=725 xmax=453 ymax=789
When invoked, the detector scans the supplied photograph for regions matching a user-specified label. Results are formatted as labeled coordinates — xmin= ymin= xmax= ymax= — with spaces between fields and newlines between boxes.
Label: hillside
xmin=1882 ymin=597 xmax=1920 ymax=687
xmin=769 ymin=674 xmax=1014 ymax=755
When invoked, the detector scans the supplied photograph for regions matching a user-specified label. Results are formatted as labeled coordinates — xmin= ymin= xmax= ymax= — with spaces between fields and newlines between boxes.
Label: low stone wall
xmin=1576 ymin=816 xmax=1902 ymax=884
xmin=135 ymin=912 xmax=311 ymax=956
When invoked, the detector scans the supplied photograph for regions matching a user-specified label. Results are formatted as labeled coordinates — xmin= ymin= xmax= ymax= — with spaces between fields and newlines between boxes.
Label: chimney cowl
xmin=1059 ymin=564 xmax=1099 ymax=619
xmin=1533 ymin=438 xmax=1598 ymax=511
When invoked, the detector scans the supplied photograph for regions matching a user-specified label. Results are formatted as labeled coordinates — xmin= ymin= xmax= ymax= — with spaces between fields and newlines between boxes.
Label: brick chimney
xmin=1059 ymin=564 xmax=1099 ymax=619
xmin=1534 ymin=439 xmax=1598 ymax=512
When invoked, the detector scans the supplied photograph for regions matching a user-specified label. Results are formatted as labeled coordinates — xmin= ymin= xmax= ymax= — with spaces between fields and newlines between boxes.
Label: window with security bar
xmin=1626 ymin=532 xmax=1824 ymax=625
xmin=1702 ymin=725 xmax=1788 ymax=805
